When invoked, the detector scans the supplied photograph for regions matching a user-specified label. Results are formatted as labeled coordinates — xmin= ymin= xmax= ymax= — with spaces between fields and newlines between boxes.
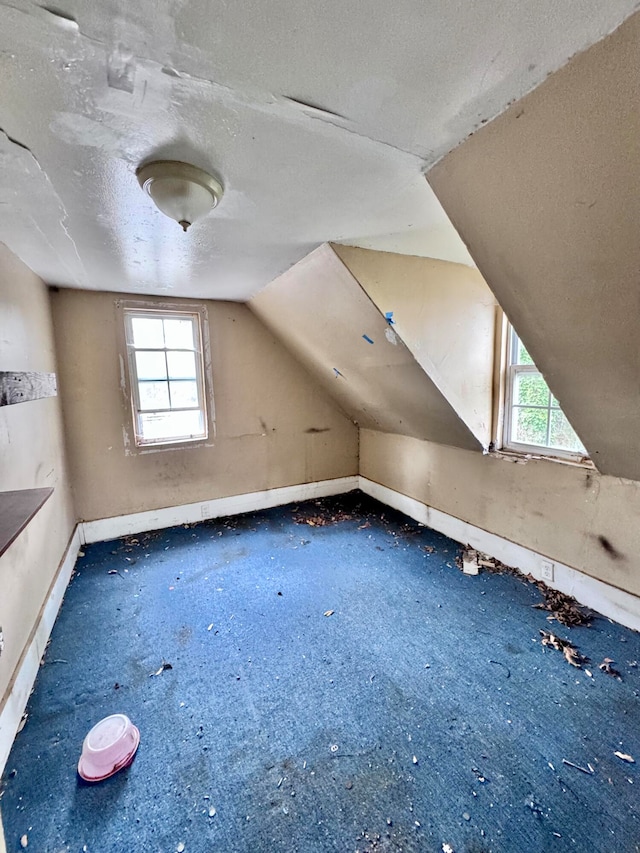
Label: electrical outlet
xmin=541 ymin=560 xmax=554 ymax=582
xmin=201 ymin=504 xmax=209 ymax=519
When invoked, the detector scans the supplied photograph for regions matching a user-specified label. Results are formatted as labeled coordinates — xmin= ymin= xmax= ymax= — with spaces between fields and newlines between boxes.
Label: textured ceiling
xmin=0 ymin=0 xmax=637 ymax=299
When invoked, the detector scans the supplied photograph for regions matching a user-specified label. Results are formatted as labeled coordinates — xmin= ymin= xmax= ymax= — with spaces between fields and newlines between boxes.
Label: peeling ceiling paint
xmin=0 ymin=0 xmax=637 ymax=299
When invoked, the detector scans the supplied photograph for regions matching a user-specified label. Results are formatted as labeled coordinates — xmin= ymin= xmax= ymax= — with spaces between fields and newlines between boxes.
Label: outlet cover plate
xmin=541 ymin=560 xmax=554 ymax=582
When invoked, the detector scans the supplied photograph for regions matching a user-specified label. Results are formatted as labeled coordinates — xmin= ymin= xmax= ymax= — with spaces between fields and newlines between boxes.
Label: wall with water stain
xmin=51 ymin=288 xmax=358 ymax=521
xmin=361 ymin=430 xmax=640 ymax=596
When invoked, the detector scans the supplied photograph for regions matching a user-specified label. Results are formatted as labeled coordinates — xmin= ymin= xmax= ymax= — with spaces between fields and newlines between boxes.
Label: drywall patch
xmin=385 ymin=327 xmax=398 ymax=345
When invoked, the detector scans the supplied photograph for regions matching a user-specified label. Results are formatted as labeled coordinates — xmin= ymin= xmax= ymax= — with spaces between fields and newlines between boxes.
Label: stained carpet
xmin=1 ymin=493 xmax=639 ymax=853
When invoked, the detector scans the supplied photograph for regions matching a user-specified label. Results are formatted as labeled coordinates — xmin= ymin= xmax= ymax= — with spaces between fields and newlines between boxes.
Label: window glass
xmin=505 ymin=326 xmax=586 ymax=458
xmin=125 ymin=309 xmax=207 ymax=446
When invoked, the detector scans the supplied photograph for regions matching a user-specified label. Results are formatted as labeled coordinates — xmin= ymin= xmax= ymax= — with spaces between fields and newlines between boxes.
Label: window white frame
xmin=123 ymin=305 xmax=210 ymax=448
xmin=503 ymin=324 xmax=587 ymax=462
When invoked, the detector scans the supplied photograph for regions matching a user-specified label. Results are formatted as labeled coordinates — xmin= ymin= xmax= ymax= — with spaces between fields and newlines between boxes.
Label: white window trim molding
xmin=116 ymin=299 xmax=216 ymax=454
xmin=500 ymin=321 xmax=589 ymax=464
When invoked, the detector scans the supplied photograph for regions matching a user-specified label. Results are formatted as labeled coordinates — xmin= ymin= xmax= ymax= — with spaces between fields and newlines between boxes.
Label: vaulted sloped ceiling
xmin=333 ymin=245 xmax=497 ymax=448
xmin=0 ymin=0 xmax=638 ymax=298
xmin=249 ymin=244 xmax=496 ymax=451
xmin=428 ymin=10 xmax=640 ymax=481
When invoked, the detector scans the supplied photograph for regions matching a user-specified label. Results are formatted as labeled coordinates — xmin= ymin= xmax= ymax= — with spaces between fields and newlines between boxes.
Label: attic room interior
xmin=1 ymin=1 xmax=640 ymax=850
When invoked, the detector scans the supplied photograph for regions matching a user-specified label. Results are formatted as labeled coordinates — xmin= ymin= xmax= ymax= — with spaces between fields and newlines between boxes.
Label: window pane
xmin=550 ymin=409 xmax=585 ymax=453
xmin=167 ymin=351 xmax=196 ymax=379
xmin=139 ymin=409 xmax=205 ymax=442
xmin=138 ymin=380 xmax=170 ymax=410
xmin=131 ymin=317 xmax=164 ymax=348
xmin=513 ymin=333 xmax=535 ymax=366
xmin=135 ymin=351 xmax=167 ymax=381
xmin=514 ymin=372 xmax=550 ymax=407
xmin=164 ymin=318 xmax=195 ymax=350
xmin=169 ymin=380 xmax=198 ymax=408
xmin=512 ymin=406 xmax=549 ymax=447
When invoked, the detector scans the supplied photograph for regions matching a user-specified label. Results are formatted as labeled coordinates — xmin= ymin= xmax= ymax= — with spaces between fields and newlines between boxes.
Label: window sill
xmin=127 ymin=436 xmax=213 ymax=456
xmin=489 ymin=447 xmax=594 ymax=470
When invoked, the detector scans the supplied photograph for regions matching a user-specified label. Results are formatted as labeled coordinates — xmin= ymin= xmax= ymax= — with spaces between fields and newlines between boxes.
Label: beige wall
xmin=0 ymin=245 xmax=75 ymax=710
xmin=428 ymin=11 xmax=640 ymax=480
xmin=333 ymin=245 xmax=496 ymax=447
xmin=51 ymin=288 xmax=358 ymax=521
xmin=250 ymin=245 xmax=479 ymax=450
xmin=361 ymin=429 xmax=640 ymax=596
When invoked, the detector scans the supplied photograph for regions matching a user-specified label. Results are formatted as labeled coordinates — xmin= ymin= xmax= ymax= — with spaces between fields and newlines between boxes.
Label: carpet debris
xmin=562 ymin=758 xmax=594 ymax=775
xmin=324 ymin=610 xmax=334 ymax=617
xmin=462 ymin=547 xmax=480 ymax=575
xmin=442 ymin=844 xmax=454 ymax=853
xmin=539 ymin=631 xmax=589 ymax=668
xmin=20 ymin=834 xmax=28 ymax=848
xmin=150 ymin=661 xmax=173 ymax=677
xmin=457 ymin=548 xmax=590 ymax=626
xmin=533 ymin=585 xmax=591 ymax=627
xmin=614 ymin=752 xmax=635 ymax=763
xmin=599 ymin=658 xmax=622 ymax=680
xmin=488 ymin=659 xmax=511 ymax=678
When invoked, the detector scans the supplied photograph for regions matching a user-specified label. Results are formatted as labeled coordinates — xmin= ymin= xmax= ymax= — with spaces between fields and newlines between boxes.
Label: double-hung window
xmin=124 ymin=308 xmax=208 ymax=447
xmin=504 ymin=324 xmax=586 ymax=460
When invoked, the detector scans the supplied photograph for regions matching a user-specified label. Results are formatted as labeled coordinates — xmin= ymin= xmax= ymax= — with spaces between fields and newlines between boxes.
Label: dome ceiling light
xmin=136 ymin=160 xmax=224 ymax=232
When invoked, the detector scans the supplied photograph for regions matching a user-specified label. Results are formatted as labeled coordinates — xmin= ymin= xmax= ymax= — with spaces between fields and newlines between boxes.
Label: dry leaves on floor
xmin=533 ymin=585 xmax=591 ymax=627
xmin=599 ymin=658 xmax=622 ymax=680
xmin=539 ymin=630 xmax=589 ymax=668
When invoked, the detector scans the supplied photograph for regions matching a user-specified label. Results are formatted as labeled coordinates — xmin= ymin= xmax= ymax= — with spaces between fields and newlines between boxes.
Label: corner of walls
xmin=358 ymin=429 xmax=640 ymax=606
xmin=50 ymin=288 xmax=358 ymax=522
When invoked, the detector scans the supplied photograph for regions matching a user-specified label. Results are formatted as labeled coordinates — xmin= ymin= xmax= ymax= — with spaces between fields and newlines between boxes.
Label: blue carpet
xmin=2 ymin=492 xmax=639 ymax=853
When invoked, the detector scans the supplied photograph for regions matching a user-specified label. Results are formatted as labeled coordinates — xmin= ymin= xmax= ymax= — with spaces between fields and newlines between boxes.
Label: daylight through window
xmin=124 ymin=309 xmax=207 ymax=446
xmin=504 ymin=325 xmax=586 ymax=459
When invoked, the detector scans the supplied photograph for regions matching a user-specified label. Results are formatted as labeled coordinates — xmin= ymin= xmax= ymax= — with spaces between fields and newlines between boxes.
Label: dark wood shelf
xmin=0 ymin=488 xmax=54 ymax=558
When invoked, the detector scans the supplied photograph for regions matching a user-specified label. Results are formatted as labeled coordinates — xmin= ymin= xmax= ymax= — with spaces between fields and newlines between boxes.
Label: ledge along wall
xmin=0 ymin=245 xmax=75 ymax=717
xmin=51 ymin=288 xmax=358 ymax=522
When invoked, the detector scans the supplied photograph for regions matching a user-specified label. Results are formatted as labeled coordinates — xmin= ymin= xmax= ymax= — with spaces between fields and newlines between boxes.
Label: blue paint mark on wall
xmin=333 ymin=368 xmax=345 ymax=378
xmin=385 ymin=312 xmax=395 ymax=325
xmin=362 ymin=334 xmax=374 ymax=344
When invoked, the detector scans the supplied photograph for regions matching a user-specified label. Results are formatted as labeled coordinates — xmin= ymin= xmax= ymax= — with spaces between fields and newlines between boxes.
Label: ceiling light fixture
xmin=136 ymin=160 xmax=224 ymax=232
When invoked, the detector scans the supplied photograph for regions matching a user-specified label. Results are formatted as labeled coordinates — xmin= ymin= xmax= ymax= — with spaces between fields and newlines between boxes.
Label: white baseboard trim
xmin=0 ymin=525 xmax=83 ymax=777
xmin=359 ymin=476 xmax=640 ymax=633
xmin=81 ymin=476 xmax=360 ymax=544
